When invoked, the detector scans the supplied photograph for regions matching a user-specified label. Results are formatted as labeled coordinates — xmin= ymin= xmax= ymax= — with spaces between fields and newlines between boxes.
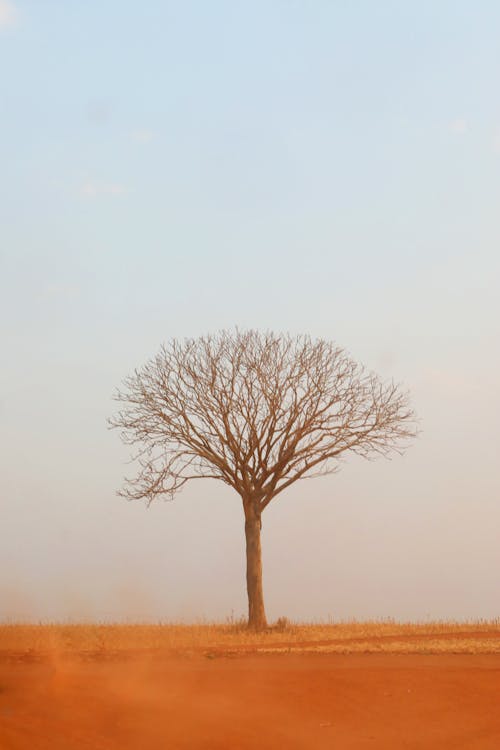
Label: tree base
xmin=246 ymin=618 xmax=268 ymax=632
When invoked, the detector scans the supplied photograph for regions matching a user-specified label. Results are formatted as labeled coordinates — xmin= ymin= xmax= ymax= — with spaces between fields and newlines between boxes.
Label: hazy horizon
xmin=1 ymin=1 xmax=499 ymax=623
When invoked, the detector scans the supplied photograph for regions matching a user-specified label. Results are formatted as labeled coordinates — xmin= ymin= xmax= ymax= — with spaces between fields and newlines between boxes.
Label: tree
xmin=110 ymin=330 xmax=416 ymax=630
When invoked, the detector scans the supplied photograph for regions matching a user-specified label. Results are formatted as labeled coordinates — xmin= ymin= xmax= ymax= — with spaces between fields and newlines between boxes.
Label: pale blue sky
xmin=1 ymin=1 xmax=499 ymax=622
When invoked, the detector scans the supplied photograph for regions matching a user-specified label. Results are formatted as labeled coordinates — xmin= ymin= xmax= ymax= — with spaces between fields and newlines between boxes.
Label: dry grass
xmin=0 ymin=619 xmax=499 ymax=656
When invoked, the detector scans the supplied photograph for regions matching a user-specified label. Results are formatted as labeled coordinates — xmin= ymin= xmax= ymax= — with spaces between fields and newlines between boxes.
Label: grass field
xmin=1 ymin=619 xmax=499 ymax=656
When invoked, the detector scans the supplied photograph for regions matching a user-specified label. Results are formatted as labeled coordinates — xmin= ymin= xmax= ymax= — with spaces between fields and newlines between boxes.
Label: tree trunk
xmin=244 ymin=500 xmax=267 ymax=630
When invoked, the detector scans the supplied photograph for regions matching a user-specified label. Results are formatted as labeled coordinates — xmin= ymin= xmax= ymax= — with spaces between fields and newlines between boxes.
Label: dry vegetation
xmin=1 ymin=619 xmax=499 ymax=658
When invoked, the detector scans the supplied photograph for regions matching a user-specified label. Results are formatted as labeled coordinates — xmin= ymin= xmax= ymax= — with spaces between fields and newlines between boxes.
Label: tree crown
xmin=111 ymin=330 xmax=417 ymax=507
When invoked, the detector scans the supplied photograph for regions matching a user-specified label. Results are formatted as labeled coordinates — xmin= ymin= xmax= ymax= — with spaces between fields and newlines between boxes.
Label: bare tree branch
xmin=110 ymin=330 xmax=417 ymax=508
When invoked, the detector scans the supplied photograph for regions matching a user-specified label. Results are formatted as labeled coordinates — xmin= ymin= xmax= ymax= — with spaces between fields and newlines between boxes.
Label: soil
xmin=1 ymin=650 xmax=499 ymax=749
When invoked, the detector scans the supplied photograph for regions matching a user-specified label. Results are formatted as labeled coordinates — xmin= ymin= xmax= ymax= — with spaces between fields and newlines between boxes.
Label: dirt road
xmin=1 ymin=652 xmax=499 ymax=749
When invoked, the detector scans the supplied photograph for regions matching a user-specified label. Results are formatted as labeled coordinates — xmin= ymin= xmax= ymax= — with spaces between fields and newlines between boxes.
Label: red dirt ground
xmin=1 ymin=651 xmax=499 ymax=749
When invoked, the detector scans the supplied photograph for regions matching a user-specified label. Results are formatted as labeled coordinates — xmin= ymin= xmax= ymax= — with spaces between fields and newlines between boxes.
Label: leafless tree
xmin=110 ymin=330 xmax=417 ymax=630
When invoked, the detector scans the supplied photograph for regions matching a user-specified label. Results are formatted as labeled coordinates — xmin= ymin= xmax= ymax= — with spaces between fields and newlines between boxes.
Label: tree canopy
xmin=112 ymin=330 xmax=415 ymax=506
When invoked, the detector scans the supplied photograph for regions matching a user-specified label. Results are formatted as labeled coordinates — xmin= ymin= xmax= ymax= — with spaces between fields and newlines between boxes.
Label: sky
xmin=1 ymin=0 xmax=499 ymax=623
